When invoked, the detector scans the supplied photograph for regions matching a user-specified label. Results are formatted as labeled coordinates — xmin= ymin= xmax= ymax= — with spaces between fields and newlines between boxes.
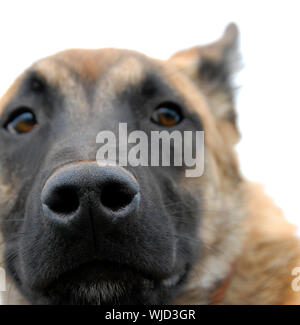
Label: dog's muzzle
xmin=41 ymin=163 xmax=140 ymax=232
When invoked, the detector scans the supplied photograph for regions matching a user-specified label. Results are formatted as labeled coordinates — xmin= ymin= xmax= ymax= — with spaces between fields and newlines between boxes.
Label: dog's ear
xmin=169 ymin=23 xmax=241 ymax=144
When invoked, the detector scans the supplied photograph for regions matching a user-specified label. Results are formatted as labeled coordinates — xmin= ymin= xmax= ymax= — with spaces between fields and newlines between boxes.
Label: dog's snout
xmin=41 ymin=163 xmax=140 ymax=227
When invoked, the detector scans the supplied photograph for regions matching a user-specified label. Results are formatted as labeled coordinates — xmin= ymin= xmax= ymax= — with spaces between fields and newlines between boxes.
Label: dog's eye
xmin=151 ymin=103 xmax=183 ymax=127
xmin=5 ymin=109 xmax=37 ymax=134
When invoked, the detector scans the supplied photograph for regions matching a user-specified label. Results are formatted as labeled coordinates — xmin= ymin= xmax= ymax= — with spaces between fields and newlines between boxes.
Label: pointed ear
xmin=169 ymin=23 xmax=241 ymax=144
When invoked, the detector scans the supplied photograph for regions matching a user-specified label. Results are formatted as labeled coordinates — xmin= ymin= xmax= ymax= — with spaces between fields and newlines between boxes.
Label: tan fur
xmin=169 ymin=23 xmax=240 ymax=146
xmin=0 ymin=25 xmax=299 ymax=305
xmin=222 ymin=182 xmax=300 ymax=305
xmin=169 ymin=25 xmax=300 ymax=305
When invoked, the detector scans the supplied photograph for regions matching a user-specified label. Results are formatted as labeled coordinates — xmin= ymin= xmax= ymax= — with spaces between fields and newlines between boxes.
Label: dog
xmin=0 ymin=23 xmax=299 ymax=305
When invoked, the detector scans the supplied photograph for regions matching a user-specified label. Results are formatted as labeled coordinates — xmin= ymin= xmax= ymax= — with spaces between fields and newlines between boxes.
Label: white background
xmin=0 ymin=0 xmax=299 ymax=228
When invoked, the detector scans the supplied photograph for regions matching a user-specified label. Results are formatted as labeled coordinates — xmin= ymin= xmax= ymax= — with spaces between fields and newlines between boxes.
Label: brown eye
xmin=151 ymin=103 xmax=183 ymax=127
xmin=6 ymin=109 xmax=37 ymax=134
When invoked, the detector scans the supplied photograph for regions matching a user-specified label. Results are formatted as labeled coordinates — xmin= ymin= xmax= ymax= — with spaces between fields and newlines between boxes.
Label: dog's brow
xmin=102 ymin=55 xmax=146 ymax=96
xmin=31 ymin=59 xmax=77 ymax=90
xmin=117 ymin=70 xmax=180 ymax=105
xmin=140 ymin=74 xmax=161 ymax=97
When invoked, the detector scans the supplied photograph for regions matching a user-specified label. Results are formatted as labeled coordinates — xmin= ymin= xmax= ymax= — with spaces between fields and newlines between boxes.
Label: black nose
xmin=41 ymin=163 xmax=140 ymax=228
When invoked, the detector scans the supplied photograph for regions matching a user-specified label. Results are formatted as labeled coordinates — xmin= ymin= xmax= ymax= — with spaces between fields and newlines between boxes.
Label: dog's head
xmin=0 ymin=24 xmax=245 ymax=304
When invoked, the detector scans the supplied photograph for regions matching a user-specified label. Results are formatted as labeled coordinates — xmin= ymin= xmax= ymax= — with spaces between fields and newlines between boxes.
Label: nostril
xmin=100 ymin=182 xmax=136 ymax=212
xmin=42 ymin=164 xmax=140 ymax=225
xmin=45 ymin=186 xmax=80 ymax=215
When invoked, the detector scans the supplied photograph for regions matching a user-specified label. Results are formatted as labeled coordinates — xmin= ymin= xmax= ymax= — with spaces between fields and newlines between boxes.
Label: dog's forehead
xmin=34 ymin=48 xmax=147 ymax=84
xmin=0 ymin=49 xmax=157 ymax=113
xmin=31 ymin=48 xmax=156 ymax=99
xmin=0 ymin=48 xmax=210 ymax=122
